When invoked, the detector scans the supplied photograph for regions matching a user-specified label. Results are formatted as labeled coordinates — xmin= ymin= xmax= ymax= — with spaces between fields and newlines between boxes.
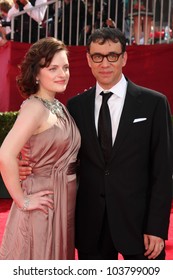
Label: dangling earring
xmin=36 ymin=79 xmax=39 ymax=84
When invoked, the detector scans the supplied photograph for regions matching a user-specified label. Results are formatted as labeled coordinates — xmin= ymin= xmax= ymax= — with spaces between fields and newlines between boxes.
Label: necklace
xmin=34 ymin=96 xmax=65 ymax=119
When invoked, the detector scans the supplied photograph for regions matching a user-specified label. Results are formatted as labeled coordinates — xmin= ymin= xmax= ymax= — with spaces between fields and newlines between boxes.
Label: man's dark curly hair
xmin=86 ymin=27 xmax=127 ymax=53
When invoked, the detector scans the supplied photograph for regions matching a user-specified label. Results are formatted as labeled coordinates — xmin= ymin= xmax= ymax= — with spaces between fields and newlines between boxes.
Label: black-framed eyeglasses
xmin=89 ymin=52 xmax=123 ymax=63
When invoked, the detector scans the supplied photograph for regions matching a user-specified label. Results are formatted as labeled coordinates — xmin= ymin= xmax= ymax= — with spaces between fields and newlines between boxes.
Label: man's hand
xmin=144 ymin=234 xmax=164 ymax=259
xmin=18 ymin=159 xmax=32 ymax=180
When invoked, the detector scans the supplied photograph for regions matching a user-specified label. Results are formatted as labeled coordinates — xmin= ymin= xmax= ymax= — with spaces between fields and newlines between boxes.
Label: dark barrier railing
xmin=1 ymin=0 xmax=172 ymax=45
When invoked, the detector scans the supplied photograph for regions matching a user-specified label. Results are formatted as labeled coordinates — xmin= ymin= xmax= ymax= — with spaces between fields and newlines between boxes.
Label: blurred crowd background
xmin=0 ymin=0 xmax=173 ymax=46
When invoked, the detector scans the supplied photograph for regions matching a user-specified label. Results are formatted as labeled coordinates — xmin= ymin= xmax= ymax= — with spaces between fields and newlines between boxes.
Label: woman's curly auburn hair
xmin=16 ymin=37 xmax=68 ymax=98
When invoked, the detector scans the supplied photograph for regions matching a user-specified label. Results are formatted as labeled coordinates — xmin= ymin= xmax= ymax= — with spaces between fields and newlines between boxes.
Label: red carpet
xmin=0 ymin=199 xmax=173 ymax=259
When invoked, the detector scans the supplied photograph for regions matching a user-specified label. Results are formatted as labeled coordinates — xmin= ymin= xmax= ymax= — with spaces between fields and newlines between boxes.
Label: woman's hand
xmin=18 ymin=190 xmax=54 ymax=214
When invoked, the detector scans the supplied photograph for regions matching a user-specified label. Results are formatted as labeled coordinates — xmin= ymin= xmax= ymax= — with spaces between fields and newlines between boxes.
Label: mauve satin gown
xmin=0 ymin=101 xmax=81 ymax=260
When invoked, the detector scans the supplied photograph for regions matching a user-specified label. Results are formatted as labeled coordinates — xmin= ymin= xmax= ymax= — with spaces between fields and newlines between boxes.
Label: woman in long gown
xmin=0 ymin=37 xmax=81 ymax=260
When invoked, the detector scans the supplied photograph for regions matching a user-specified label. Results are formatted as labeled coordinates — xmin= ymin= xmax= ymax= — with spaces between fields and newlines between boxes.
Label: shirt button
xmin=105 ymin=170 xmax=109 ymax=175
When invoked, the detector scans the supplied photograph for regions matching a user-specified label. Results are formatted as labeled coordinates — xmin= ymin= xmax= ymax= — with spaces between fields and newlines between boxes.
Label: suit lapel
xmin=111 ymin=80 xmax=143 ymax=159
xmin=82 ymin=87 xmax=105 ymax=165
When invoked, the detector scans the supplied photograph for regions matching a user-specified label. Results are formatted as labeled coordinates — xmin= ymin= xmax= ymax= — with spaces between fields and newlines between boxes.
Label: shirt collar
xmin=96 ymin=74 xmax=127 ymax=99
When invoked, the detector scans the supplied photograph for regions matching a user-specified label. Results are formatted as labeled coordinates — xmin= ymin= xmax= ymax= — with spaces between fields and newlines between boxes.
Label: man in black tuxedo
xmin=67 ymin=27 xmax=173 ymax=260
xmin=19 ymin=27 xmax=172 ymax=260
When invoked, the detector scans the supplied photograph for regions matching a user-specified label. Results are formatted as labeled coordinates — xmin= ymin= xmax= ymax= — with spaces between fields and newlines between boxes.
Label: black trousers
xmin=78 ymin=211 xmax=165 ymax=260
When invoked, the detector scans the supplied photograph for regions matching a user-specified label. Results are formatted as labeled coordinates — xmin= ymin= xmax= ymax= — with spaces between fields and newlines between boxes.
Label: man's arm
xmin=20 ymin=0 xmax=47 ymax=23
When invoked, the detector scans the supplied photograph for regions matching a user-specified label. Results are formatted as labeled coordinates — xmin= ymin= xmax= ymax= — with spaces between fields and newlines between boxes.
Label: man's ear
xmin=122 ymin=51 xmax=128 ymax=68
xmin=86 ymin=52 xmax=92 ymax=68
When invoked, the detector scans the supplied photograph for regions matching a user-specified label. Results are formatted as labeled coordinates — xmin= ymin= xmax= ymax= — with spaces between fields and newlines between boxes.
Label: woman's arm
xmin=0 ymin=99 xmax=53 ymax=212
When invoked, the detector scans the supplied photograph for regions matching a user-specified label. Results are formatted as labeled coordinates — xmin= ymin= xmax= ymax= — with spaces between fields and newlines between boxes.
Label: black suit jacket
xmin=67 ymin=79 xmax=173 ymax=255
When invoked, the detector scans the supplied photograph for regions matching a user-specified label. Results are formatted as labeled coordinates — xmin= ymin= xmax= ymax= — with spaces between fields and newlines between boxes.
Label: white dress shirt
xmin=95 ymin=74 xmax=127 ymax=144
